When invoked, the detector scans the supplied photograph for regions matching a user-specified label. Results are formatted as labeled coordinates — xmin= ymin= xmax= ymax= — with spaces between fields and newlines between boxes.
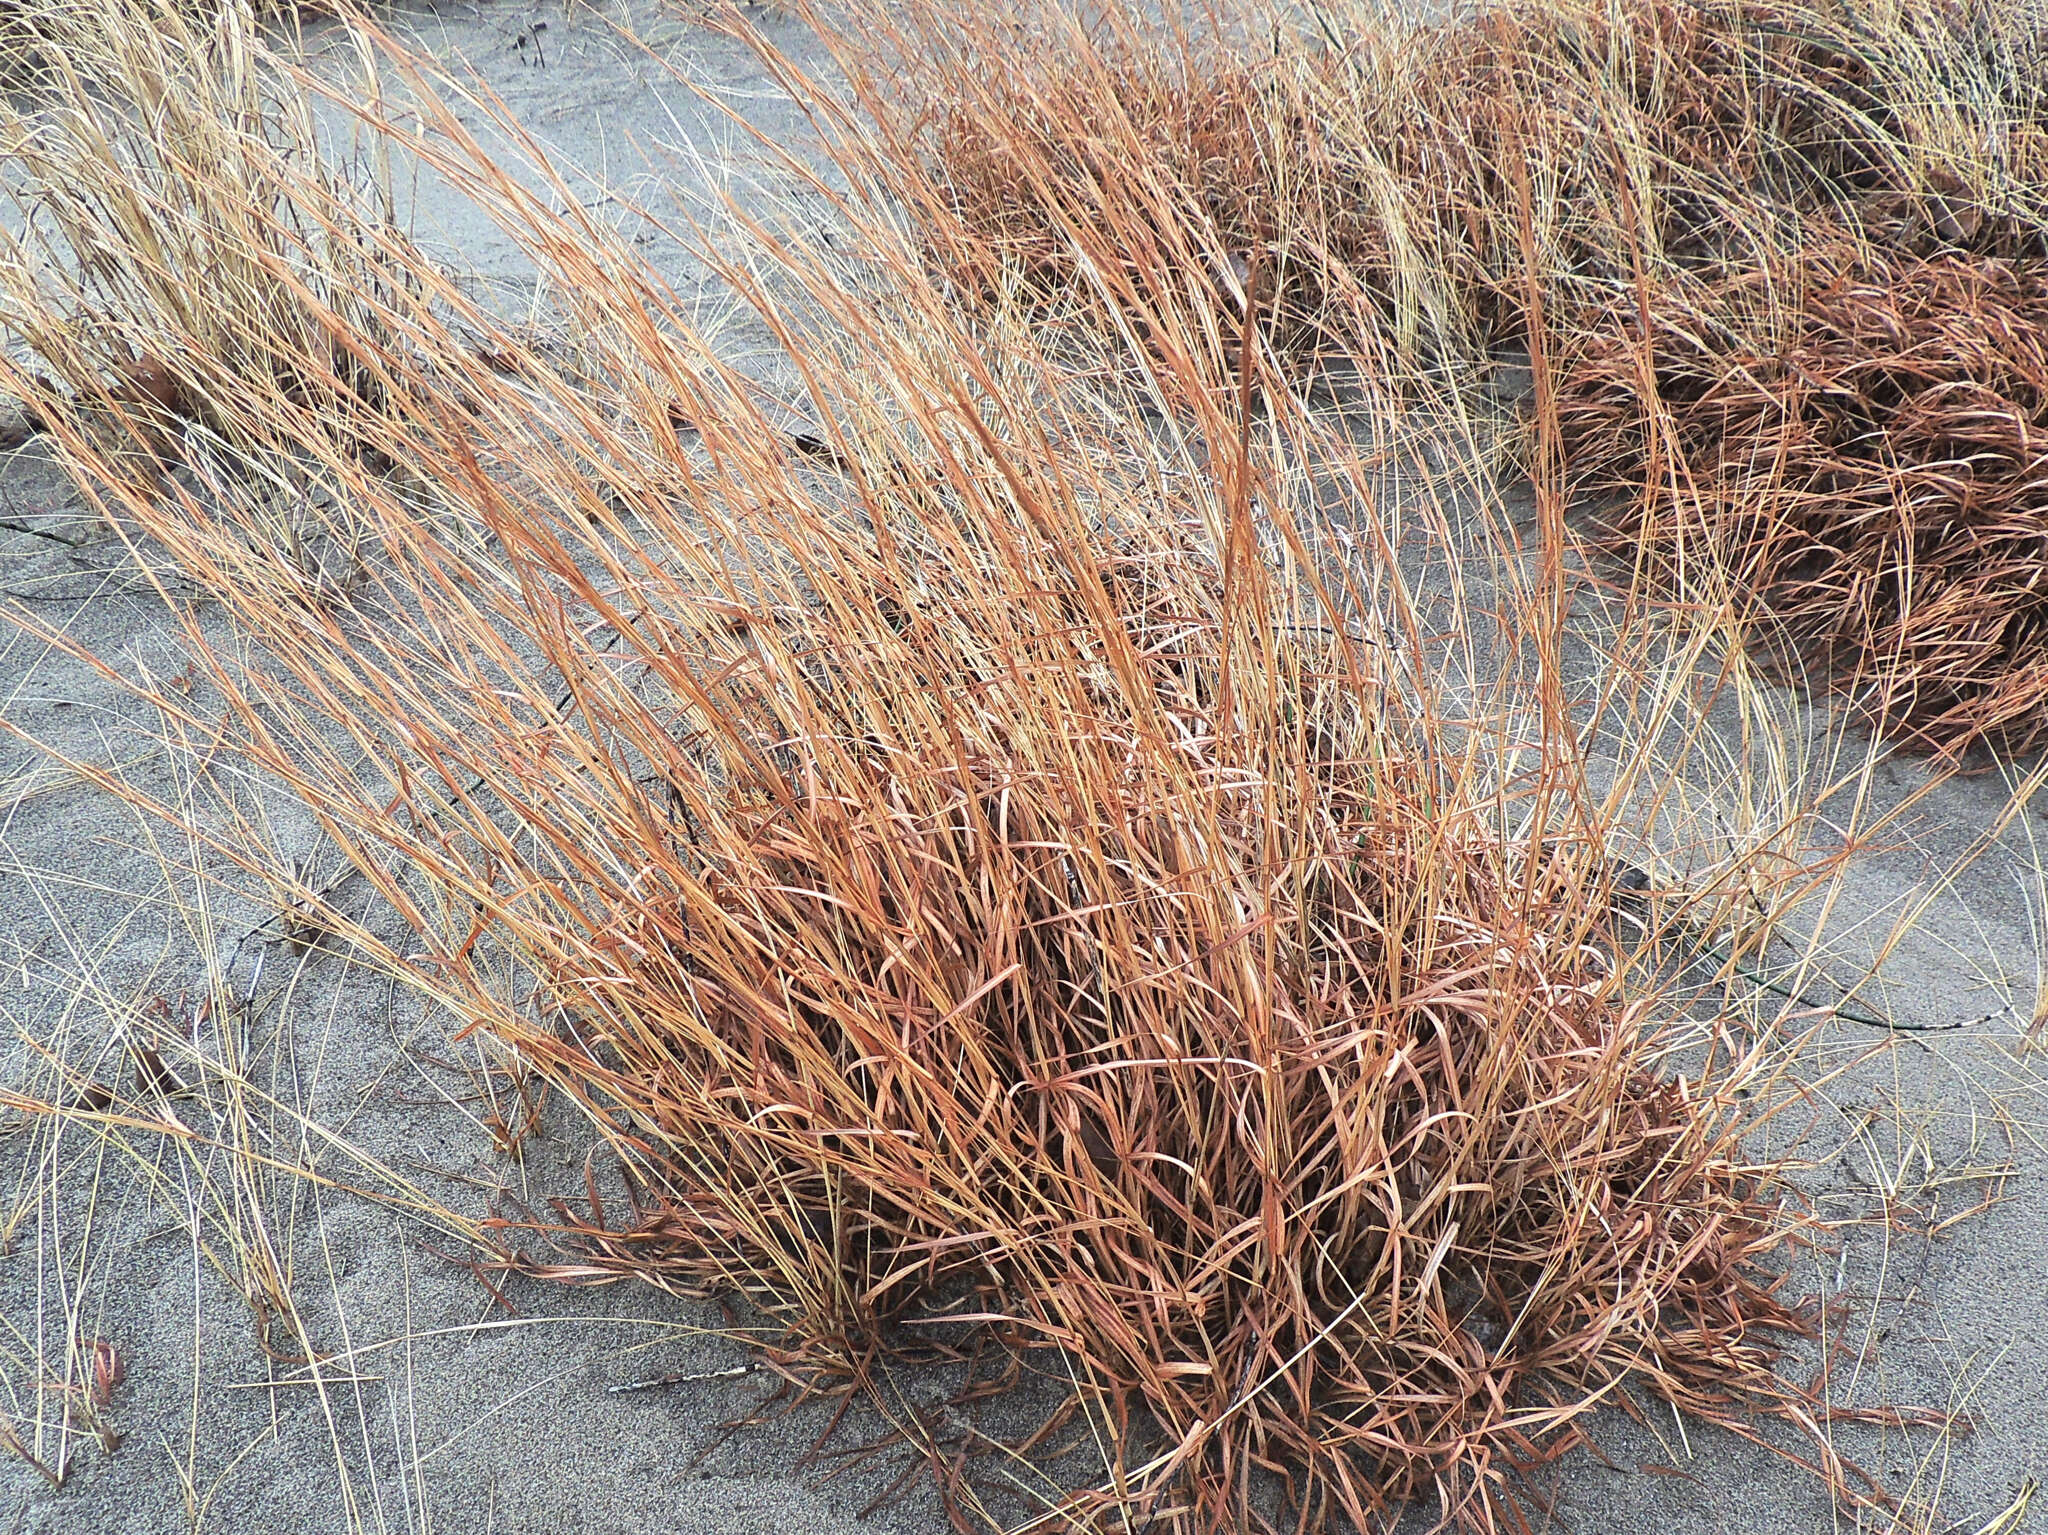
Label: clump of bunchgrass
xmin=866 ymin=0 xmax=2048 ymax=363
xmin=1555 ymin=236 xmax=2048 ymax=756
xmin=0 ymin=0 xmax=411 ymax=598
xmin=0 ymin=0 xmax=337 ymax=77
xmin=1 ymin=12 xmax=1954 ymax=1532
xmin=834 ymin=0 xmax=2048 ymax=753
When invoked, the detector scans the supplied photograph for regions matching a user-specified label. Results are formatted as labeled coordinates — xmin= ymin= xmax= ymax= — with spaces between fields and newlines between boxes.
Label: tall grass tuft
xmin=0 ymin=3 xmax=1957 ymax=1530
xmin=843 ymin=0 xmax=2048 ymax=753
xmin=0 ymin=0 xmax=407 ymax=595
xmin=1557 ymin=238 xmax=2048 ymax=755
xmin=863 ymin=0 xmax=2043 ymax=362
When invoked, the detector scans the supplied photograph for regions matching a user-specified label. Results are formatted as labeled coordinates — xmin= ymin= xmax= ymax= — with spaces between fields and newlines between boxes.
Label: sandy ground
xmin=2 ymin=4 xmax=2047 ymax=1533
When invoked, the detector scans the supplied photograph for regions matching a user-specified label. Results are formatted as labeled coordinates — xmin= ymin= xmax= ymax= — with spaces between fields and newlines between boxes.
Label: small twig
xmin=608 ymin=1361 xmax=755 ymax=1394
xmin=0 ymin=517 xmax=95 ymax=548
xmin=3 ymin=586 xmax=172 ymax=603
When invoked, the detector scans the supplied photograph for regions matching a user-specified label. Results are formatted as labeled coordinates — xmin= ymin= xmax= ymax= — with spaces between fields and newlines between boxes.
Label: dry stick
xmin=0 ymin=517 xmax=93 ymax=548
xmin=607 ymin=1360 xmax=755 ymax=1394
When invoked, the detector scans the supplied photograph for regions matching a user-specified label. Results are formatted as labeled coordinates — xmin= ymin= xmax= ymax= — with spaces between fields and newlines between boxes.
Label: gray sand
xmin=2 ymin=5 xmax=2046 ymax=1533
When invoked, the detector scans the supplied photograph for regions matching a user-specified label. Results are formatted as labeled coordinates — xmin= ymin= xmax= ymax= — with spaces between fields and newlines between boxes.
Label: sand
xmin=1 ymin=4 xmax=2045 ymax=1533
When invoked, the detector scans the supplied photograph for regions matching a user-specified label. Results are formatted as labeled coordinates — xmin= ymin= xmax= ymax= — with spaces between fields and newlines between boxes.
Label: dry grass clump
xmin=847 ymin=0 xmax=2048 ymax=754
xmin=1556 ymin=240 xmax=2048 ymax=755
xmin=915 ymin=40 xmax=1340 ymax=367
xmin=0 ymin=0 xmax=407 ymax=592
xmin=0 ymin=0 xmax=333 ymax=76
xmin=867 ymin=0 xmax=2048 ymax=373
xmin=52 ymin=384 xmax=1858 ymax=1529
xmin=1395 ymin=0 xmax=2048 ymax=271
xmin=0 ymin=8 xmax=1949 ymax=1532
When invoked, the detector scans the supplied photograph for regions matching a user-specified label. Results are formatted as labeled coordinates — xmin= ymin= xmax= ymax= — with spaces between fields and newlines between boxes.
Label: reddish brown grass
xmin=1557 ymin=241 xmax=2048 ymax=756
xmin=882 ymin=0 xmax=2048 ymax=370
xmin=861 ymin=0 xmax=2048 ymax=755
xmin=0 ymin=3 xmax=1965 ymax=1530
